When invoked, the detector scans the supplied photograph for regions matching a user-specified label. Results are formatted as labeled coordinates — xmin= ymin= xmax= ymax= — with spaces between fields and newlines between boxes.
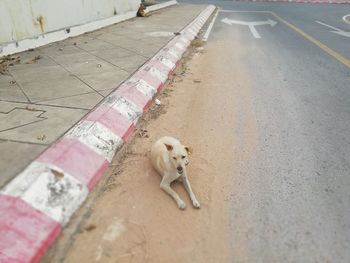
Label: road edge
xmin=0 ymin=5 xmax=215 ymax=263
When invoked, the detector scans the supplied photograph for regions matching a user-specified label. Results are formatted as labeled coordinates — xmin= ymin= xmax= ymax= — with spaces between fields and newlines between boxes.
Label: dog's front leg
xmin=160 ymin=176 xmax=186 ymax=210
xmin=181 ymin=174 xmax=200 ymax=209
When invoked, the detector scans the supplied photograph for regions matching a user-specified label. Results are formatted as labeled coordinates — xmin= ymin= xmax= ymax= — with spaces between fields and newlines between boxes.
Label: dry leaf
xmin=51 ymin=169 xmax=64 ymax=178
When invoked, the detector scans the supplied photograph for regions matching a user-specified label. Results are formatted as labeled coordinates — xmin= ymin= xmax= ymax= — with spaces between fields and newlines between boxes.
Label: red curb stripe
xmin=85 ymin=105 xmax=135 ymax=141
xmin=148 ymin=60 xmax=173 ymax=78
xmin=113 ymin=84 xmax=151 ymax=111
xmin=37 ymin=139 xmax=109 ymax=190
xmin=0 ymin=195 xmax=61 ymax=263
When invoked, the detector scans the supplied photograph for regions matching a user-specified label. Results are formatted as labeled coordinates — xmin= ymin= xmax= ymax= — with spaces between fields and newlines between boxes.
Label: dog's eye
xmin=181 ymin=155 xmax=186 ymax=159
xmin=173 ymin=157 xmax=177 ymax=160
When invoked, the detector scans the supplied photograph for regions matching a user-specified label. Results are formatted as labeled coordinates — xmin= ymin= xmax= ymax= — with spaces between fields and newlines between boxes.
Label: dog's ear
xmin=164 ymin=143 xmax=173 ymax=151
xmin=185 ymin=146 xmax=193 ymax=155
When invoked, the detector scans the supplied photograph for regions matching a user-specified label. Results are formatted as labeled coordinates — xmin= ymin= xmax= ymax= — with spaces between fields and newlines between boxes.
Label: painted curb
xmin=227 ymin=0 xmax=349 ymax=3
xmin=0 ymin=5 xmax=216 ymax=263
xmin=0 ymin=0 xmax=179 ymax=57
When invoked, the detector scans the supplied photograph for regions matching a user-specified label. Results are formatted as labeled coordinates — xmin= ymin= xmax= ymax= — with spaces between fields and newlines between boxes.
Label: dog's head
xmin=164 ymin=143 xmax=193 ymax=175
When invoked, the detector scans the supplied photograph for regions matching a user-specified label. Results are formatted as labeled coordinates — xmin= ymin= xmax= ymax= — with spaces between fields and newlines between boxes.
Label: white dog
xmin=150 ymin=136 xmax=200 ymax=210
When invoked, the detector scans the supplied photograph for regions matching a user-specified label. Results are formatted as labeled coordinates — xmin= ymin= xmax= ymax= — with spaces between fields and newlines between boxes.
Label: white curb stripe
xmin=1 ymin=161 xmax=89 ymax=225
xmin=128 ymin=78 xmax=157 ymax=99
xmin=65 ymin=121 xmax=122 ymax=162
xmin=143 ymin=65 xmax=168 ymax=83
xmin=175 ymin=42 xmax=185 ymax=50
xmin=168 ymin=48 xmax=182 ymax=60
xmin=158 ymin=56 xmax=176 ymax=70
xmin=109 ymin=96 xmax=143 ymax=123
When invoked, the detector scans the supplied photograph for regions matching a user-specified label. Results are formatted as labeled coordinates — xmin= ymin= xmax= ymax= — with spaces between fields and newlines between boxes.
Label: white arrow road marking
xmin=316 ymin=20 xmax=350 ymax=38
xmin=342 ymin=14 xmax=350 ymax=24
xmin=221 ymin=18 xmax=277 ymax=39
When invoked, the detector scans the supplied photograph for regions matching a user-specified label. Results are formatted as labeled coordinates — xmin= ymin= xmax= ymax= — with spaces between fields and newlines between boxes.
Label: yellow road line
xmin=219 ymin=10 xmax=350 ymax=69
xmin=269 ymin=11 xmax=350 ymax=69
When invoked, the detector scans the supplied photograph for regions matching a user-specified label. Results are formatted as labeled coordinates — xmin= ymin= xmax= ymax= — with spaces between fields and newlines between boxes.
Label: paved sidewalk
xmin=0 ymin=3 xmax=205 ymax=188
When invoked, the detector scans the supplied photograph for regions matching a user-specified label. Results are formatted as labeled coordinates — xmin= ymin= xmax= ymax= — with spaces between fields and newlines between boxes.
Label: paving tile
xmin=127 ymin=43 xmax=162 ymax=58
xmin=96 ymin=33 xmax=149 ymax=48
xmin=37 ymin=92 xmax=103 ymax=109
xmin=90 ymin=46 xmax=135 ymax=60
xmin=49 ymin=52 xmax=100 ymax=67
xmin=39 ymin=45 xmax=86 ymax=57
xmin=0 ymin=75 xmax=28 ymax=102
xmin=0 ymin=101 xmax=88 ymax=144
xmin=77 ymin=69 xmax=129 ymax=91
xmin=63 ymin=59 xmax=119 ymax=75
xmin=73 ymin=39 xmax=117 ymax=52
xmin=19 ymin=75 xmax=95 ymax=102
xmin=0 ymin=140 xmax=46 ymax=186
xmin=106 ymin=54 xmax=148 ymax=72
xmin=9 ymin=65 xmax=71 ymax=84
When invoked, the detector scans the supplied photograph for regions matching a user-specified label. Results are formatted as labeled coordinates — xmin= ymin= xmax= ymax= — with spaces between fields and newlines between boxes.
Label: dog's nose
xmin=177 ymin=166 xmax=183 ymax=173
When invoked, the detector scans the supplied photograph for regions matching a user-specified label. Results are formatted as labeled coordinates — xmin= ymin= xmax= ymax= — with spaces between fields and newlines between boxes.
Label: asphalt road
xmin=187 ymin=1 xmax=350 ymax=262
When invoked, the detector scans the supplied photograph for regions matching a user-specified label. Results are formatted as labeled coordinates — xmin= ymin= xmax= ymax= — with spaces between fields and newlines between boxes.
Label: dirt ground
xmin=42 ymin=39 xmax=253 ymax=262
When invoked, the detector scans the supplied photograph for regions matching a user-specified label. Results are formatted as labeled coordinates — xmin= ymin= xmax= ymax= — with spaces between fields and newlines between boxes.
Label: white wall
xmin=0 ymin=0 xmax=140 ymax=46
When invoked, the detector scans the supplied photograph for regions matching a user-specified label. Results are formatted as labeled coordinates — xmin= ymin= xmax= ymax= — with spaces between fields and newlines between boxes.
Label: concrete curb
xmin=227 ymin=0 xmax=349 ymax=3
xmin=146 ymin=0 xmax=178 ymax=12
xmin=0 ymin=5 xmax=215 ymax=263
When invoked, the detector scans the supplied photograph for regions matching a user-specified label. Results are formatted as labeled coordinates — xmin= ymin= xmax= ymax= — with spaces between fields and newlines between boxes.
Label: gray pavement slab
xmin=20 ymin=76 xmax=95 ymax=102
xmin=0 ymin=101 xmax=87 ymax=144
xmin=0 ymin=140 xmax=46 ymax=187
xmin=37 ymin=92 xmax=103 ymax=109
xmin=0 ymin=3 xmax=206 ymax=188
xmin=77 ymin=70 xmax=129 ymax=91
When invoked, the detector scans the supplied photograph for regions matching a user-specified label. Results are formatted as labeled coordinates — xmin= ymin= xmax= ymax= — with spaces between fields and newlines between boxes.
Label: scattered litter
xmin=85 ymin=224 xmax=97 ymax=232
xmin=0 ymin=55 xmax=21 ymax=74
xmin=138 ymin=128 xmax=148 ymax=138
xmin=73 ymin=42 xmax=77 ymax=46
xmin=197 ymin=47 xmax=204 ymax=51
xmin=137 ymin=3 xmax=150 ymax=17
xmin=9 ymin=80 xmax=16 ymax=85
xmin=28 ymin=48 xmax=34 ymax=52
xmin=25 ymin=55 xmax=42 ymax=64
xmin=155 ymin=99 xmax=161 ymax=106
xmin=51 ymin=169 xmax=64 ymax=178
xmin=97 ymin=64 xmax=102 ymax=68
xmin=193 ymin=79 xmax=201 ymax=83
xmin=25 ymin=106 xmax=37 ymax=111
xmin=191 ymin=39 xmax=205 ymax=48
xmin=174 ymin=32 xmax=181 ymax=36
xmin=37 ymin=134 xmax=46 ymax=141
xmin=59 ymin=48 xmax=63 ymax=51
xmin=84 ymin=41 xmax=88 ymax=44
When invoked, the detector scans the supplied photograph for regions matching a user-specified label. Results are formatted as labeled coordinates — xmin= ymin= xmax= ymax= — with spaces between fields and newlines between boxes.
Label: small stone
xmin=155 ymin=99 xmax=161 ymax=106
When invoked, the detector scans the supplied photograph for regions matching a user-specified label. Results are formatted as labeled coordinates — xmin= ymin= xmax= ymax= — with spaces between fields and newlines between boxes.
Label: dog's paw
xmin=192 ymin=199 xmax=201 ymax=209
xmin=177 ymin=200 xmax=186 ymax=210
